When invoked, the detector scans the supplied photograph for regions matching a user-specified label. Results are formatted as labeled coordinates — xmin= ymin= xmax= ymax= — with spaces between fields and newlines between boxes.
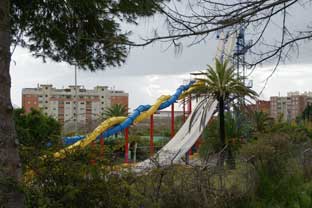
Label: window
xmin=66 ymin=102 xmax=70 ymax=104
xmin=45 ymin=101 xmax=48 ymax=103
xmin=45 ymin=95 xmax=48 ymax=97
xmin=80 ymin=102 xmax=85 ymax=104
xmin=27 ymin=101 xmax=31 ymax=104
xmin=101 ymin=96 xmax=104 ymax=98
xmin=66 ymin=95 xmax=71 ymax=99
xmin=101 ymin=102 xmax=104 ymax=104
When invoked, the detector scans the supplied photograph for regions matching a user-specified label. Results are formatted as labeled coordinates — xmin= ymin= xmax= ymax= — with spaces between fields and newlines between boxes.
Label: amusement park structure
xmin=56 ymin=31 xmax=238 ymax=171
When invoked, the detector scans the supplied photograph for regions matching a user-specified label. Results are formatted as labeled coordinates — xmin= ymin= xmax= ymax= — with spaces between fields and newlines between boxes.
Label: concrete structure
xmin=22 ymin=84 xmax=128 ymax=128
xmin=270 ymin=91 xmax=312 ymax=121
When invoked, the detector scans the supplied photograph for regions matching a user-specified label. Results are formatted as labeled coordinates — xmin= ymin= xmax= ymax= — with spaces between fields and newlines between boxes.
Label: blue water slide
xmin=63 ymin=135 xmax=85 ymax=145
xmin=101 ymin=104 xmax=151 ymax=138
xmin=63 ymin=81 xmax=195 ymax=145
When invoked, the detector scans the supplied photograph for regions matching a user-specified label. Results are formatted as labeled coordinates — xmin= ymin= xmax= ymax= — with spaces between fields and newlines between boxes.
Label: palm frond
xmin=187 ymin=58 xmax=259 ymax=132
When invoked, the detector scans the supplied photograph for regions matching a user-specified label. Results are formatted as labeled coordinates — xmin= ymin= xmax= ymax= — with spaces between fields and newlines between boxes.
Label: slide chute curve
xmin=57 ymin=81 xmax=195 ymax=158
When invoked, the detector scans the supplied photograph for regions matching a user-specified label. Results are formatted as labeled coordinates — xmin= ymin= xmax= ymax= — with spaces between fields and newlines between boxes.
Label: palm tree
xmin=103 ymin=104 xmax=128 ymax=119
xmin=251 ymin=111 xmax=271 ymax=132
xmin=189 ymin=59 xmax=258 ymax=166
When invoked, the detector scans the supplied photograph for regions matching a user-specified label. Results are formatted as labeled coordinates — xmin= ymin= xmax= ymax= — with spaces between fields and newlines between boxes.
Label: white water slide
xmin=134 ymin=32 xmax=237 ymax=171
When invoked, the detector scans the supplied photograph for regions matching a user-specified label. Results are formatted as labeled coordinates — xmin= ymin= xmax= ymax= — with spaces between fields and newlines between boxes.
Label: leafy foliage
xmin=24 ymin=149 xmax=142 ymax=208
xmin=239 ymin=127 xmax=312 ymax=208
xmin=13 ymin=108 xmax=61 ymax=166
xmin=249 ymin=110 xmax=272 ymax=133
xmin=14 ymin=108 xmax=61 ymax=148
xmin=190 ymin=59 xmax=258 ymax=101
xmin=20 ymin=109 xmax=312 ymax=208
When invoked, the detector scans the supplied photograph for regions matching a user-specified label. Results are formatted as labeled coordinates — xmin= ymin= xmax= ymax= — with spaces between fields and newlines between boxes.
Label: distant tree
xmin=302 ymin=104 xmax=312 ymax=121
xmin=189 ymin=59 xmax=257 ymax=166
xmin=13 ymin=108 xmax=61 ymax=164
xmin=0 ymin=1 xmax=167 ymax=206
xmin=103 ymin=104 xmax=128 ymax=120
xmin=251 ymin=111 xmax=272 ymax=133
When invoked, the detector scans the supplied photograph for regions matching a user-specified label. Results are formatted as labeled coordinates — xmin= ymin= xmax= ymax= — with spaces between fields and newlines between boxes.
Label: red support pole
xmin=90 ymin=141 xmax=96 ymax=165
xmin=171 ymin=103 xmax=175 ymax=139
xmin=150 ymin=114 xmax=154 ymax=156
xmin=125 ymin=128 xmax=129 ymax=163
xmin=195 ymin=136 xmax=201 ymax=150
xmin=183 ymin=98 xmax=186 ymax=122
xmin=100 ymin=136 xmax=104 ymax=159
xmin=189 ymin=146 xmax=193 ymax=156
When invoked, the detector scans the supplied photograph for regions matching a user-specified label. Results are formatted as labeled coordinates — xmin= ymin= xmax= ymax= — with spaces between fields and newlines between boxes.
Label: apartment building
xmin=22 ymin=84 xmax=128 ymax=126
xmin=270 ymin=91 xmax=312 ymax=121
xmin=270 ymin=96 xmax=288 ymax=120
xmin=247 ymin=100 xmax=270 ymax=113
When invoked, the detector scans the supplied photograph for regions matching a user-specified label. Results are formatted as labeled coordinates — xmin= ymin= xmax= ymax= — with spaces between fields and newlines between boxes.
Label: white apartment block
xmin=22 ymin=84 xmax=128 ymax=127
xmin=270 ymin=91 xmax=312 ymax=121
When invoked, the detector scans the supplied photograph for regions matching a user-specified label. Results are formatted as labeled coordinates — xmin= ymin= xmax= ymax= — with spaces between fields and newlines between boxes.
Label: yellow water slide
xmin=179 ymin=81 xmax=205 ymax=100
xmin=53 ymin=95 xmax=171 ymax=158
xmin=54 ymin=116 xmax=126 ymax=158
xmin=134 ymin=95 xmax=171 ymax=124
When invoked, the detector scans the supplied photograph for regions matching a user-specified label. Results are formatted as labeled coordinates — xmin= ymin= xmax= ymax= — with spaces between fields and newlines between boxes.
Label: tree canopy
xmin=13 ymin=108 xmax=61 ymax=149
xmin=10 ymin=0 xmax=168 ymax=70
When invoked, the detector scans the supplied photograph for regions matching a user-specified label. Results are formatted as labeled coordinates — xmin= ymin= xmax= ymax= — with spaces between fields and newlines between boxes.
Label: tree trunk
xmin=0 ymin=0 xmax=24 ymax=207
xmin=218 ymin=96 xmax=226 ymax=167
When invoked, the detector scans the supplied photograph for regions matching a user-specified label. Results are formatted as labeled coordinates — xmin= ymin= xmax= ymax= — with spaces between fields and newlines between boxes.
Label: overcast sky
xmin=10 ymin=1 xmax=312 ymax=110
